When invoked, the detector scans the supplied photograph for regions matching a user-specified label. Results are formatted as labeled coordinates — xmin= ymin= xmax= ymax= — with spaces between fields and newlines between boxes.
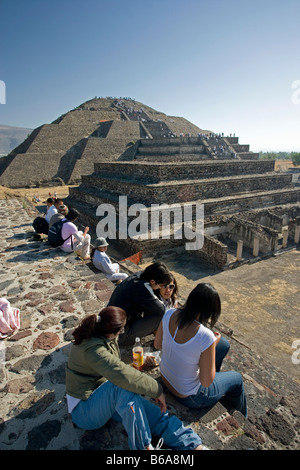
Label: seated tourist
xmin=33 ymin=198 xmax=64 ymax=236
xmin=91 ymin=237 xmax=128 ymax=283
xmin=154 ymin=283 xmax=247 ymax=417
xmin=49 ymin=203 xmax=68 ymax=228
xmin=45 ymin=198 xmax=57 ymax=224
xmin=65 ymin=307 xmax=207 ymax=450
xmin=107 ymin=262 xmax=173 ymax=345
xmin=60 ymin=207 xmax=91 ymax=260
xmin=155 ymin=273 xmax=178 ymax=309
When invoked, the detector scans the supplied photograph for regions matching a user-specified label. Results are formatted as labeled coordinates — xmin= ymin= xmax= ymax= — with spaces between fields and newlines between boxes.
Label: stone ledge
xmin=0 ymin=198 xmax=299 ymax=451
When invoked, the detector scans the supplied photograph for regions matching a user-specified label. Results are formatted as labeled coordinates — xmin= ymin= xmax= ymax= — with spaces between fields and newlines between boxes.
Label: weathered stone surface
xmin=33 ymin=332 xmax=60 ymax=350
xmin=7 ymin=329 xmax=32 ymax=341
xmin=59 ymin=301 xmax=75 ymax=312
xmin=95 ymin=290 xmax=112 ymax=302
xmin=24 ymin=292 xmax=41 ymax=300
xmin=39 ymin=272 xmax=54 ymax=280
xmin=81 ymin=299 xmax=101 ymax=313
xmin=12 ymin=391 xmax=55 ymax=419
xmin=94 ymin=281 xmax=112 ymax=291
xmin=258 ymin=408 xmax=295 ymax=445
xmin=5 ymin=344 xmax=25 ymax=361
xmin=64 ymin=329 xmax=75 ymax=341
xmin=26 ymin=299 xmax=44 ymax=307
xmin=5 ymin=376 xmax=35 ymax=394
xmin=26 ymin=419 xmax=61 ymax=450
xmin=48 ymin=285 xmax=66 ymax=294
xmin=216 ymin=416 xmax=240 ymax=436
xmin=61 ymin=315 xmax=80 ymax=329
xmin=9 ymin=354 xmax=52 ymax=373
xmin=1 ymin=197 xmax=300 ymax=452
xmin=244 ymin=422 xmax=266 ymax=444
xmin=51 ymin=293 xmax=73 ymax=301
xmin=29 ymin=282 xmax=46 ymax=289
xmin=73 ymin=289 xmax=91 ymax=301
xmin=280 ymin=393 xmax=300 ymax=418
xmin=48 ymin=363 xmax=66 ymax=384
xmin=37 ymin=303 xmax=54 ymax=315
xmin=37 ymin=316 xmax=59 ymax=330
xmin=68 ymin=281 xmax=82 ymax=289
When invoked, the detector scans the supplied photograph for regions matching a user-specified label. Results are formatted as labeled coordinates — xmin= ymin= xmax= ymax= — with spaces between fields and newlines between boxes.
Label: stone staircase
xmin=142 ymin=120 xmax=174 ymax=139
xmin=224 ymin=136 xmax=260 ymax=160
xmin=134 ymin=137 xmax=209 ymax=161
xmin=204 ymin=135 xmax=260 ymax=160
xmin=120 ymin=135 xmax=259 ymax=163
xmin=71 ymin=160 xmax=294 ymax=207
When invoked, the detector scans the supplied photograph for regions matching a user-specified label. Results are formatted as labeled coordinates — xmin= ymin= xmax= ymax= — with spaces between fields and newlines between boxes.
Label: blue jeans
xmin=71 ymin=381 xmax=202 ymax=450
xmin=176 ymin=337 xmax=248 ymax=417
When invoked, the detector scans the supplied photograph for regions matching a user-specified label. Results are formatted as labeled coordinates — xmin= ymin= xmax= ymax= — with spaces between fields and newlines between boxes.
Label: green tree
xmin=291 ymin=153 xmax=300 ymax=166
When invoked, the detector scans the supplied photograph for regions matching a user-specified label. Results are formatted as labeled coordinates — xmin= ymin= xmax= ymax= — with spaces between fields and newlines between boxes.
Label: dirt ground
xmin=0 ymin=185 xmax=74 ymax=202
xmin=274 ymin=159 xmax=297 ymax=171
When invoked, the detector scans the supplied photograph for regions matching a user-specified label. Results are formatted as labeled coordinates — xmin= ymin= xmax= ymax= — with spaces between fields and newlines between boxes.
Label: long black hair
xmin=141 ymin=262 xmax=172 ymax=285
xmin=177 ymin=283 xmax=221 ymax=329
xmin=66 ymin=207 xmax=80 ymax=221
xmin=155 ymin=273 xmax=178 ymax=305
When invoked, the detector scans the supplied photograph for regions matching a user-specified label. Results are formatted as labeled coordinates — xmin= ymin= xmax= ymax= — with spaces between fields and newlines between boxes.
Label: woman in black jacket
xmin=108 ymin=262 xmax=173 ymax=345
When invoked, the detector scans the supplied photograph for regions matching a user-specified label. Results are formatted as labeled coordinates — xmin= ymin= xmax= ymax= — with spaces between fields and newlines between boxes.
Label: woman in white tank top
xmin=154 ymin=283 xmax=247 ymax=417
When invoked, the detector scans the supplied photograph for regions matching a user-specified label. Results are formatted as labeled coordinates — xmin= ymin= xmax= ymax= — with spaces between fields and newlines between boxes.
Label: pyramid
xmin=0 ymin=97 xmax=209 ymax=188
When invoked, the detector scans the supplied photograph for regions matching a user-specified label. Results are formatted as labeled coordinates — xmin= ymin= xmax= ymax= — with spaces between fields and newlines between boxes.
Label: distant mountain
xmin=0 ymin=124 xmax=33 ymax=155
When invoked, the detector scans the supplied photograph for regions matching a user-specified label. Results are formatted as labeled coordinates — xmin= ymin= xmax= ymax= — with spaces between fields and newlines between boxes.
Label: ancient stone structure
xmin=1 ymin=96 xmax=299 ymax=268
xmin=1 ymin=198 xmax=300 ymax=451
xmin=0 ymin=97 xmax=207 ymax=188
xmin=67 ymin=134 xmax=300 ymax=268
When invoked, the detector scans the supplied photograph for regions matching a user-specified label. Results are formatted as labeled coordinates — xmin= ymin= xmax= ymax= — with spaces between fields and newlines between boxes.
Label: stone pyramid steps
xmin=92 ymin=159 xmax=276 ymax=182
xmin=77 ymin=171 xmax=293 ymax=206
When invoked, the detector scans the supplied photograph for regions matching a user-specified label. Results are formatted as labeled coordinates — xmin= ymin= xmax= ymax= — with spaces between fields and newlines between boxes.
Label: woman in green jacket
xmin=66 ymin=306 xmax=206 ymax=450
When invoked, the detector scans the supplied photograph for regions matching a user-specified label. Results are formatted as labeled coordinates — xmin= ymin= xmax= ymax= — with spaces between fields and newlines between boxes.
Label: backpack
xmin=33 ymin=216 xmax=49 ymax=234
xmin=48 ymin=219 xmax=73 ymax=248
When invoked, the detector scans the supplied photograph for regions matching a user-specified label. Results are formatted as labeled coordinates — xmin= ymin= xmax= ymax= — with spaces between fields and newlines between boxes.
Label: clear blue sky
xmin=1 ymin=0 xmax=300 ymax=152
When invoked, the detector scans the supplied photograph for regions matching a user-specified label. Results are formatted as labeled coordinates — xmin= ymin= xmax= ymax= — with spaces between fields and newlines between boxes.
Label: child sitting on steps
xmin=92 ymin=237 xmax=128 ymax=284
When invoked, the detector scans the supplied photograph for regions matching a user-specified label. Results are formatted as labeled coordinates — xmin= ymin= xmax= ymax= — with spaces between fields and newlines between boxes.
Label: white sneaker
xmin=146 ymin=438 xmax=164 ymax=450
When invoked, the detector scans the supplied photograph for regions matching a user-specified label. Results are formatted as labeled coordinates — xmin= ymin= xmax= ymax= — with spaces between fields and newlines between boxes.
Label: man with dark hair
xmin=45 ymin=197 xmax=57 ymax=224
xmin=107 ymin=262 xmax=173 ymax=345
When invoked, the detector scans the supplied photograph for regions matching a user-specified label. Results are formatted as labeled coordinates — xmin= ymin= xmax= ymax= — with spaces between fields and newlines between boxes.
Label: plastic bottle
xmin=132 ymin=337 xmax=144 ymax=370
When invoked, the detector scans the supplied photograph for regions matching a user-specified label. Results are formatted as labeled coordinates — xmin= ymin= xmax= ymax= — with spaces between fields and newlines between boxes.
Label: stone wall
xmin=203 ymin=188 xmax=300 ymax=217
xmin=93 ymin=160 xmax=276 ymax=183
xmin=80 ymin=172 xmax=293 ymax=206
xmin=195 ymin=235 xmax=228 ymax=268
xmin=226 ymin=216 xmax=279 ymax=254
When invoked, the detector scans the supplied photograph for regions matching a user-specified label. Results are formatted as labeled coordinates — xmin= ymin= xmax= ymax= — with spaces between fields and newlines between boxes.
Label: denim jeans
xmin=175 ymin=337 xmax=248 ymax=417
xmin=71 ymin=381 xmax=202 ymax=450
